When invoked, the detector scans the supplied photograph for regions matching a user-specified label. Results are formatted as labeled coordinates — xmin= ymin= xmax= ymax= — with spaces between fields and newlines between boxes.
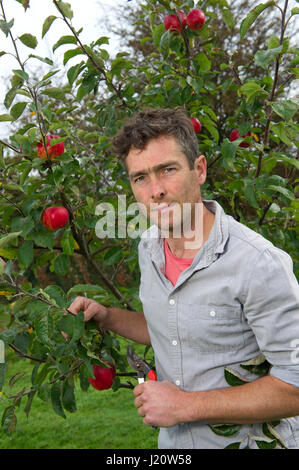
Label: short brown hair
xmin=112 ymin=107 xmax=199 ymax=170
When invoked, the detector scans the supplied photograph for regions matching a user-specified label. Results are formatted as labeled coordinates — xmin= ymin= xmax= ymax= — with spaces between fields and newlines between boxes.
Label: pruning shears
xmin=126 ymin=346 xmax=157 ymax=384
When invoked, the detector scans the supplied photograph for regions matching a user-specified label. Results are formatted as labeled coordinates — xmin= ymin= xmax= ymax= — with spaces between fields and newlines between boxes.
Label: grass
xmin=0 ymin=352 xmax=158 ymax=449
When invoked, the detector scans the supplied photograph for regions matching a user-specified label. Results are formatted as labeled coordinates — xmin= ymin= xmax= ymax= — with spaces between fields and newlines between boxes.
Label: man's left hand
xmin=133 ymin=380 xmax=186 ymax=427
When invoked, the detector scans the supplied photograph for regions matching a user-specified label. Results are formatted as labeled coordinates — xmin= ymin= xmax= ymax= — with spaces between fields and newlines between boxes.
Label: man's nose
xmin=150 ymin=177 xmax=167 ymax=201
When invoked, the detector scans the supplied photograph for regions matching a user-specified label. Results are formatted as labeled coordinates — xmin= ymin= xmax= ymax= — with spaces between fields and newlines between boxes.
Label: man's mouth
xmin=150 ymin=202 xmax=176 ymax=213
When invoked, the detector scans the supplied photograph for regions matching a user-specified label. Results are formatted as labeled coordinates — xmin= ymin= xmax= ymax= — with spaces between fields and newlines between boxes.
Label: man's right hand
xmin=68 ymin=296 xmax=109 ymax=327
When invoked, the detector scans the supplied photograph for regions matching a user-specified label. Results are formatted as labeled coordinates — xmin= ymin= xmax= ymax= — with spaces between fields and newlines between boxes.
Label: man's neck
xmin=165 ymin=204 xmax=215 ymax=258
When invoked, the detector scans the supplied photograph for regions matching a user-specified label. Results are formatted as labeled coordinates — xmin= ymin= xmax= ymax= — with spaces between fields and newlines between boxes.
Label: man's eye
xmin=164 ymin=167 xmax=176 ymax=173
xmin=135 ymin=176 xmax=144 ymax=183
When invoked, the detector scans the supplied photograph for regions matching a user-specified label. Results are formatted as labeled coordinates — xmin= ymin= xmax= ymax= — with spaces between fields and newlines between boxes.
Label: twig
xmin=8 ymin=343 xmax=46 ymax=363
xmin=0 ymin=193 xmax=25 ymax=217
xmin=255 ymin=0 xmax=289 ymax=178
xmin=52 ymin=0 xmax=130 ymax=109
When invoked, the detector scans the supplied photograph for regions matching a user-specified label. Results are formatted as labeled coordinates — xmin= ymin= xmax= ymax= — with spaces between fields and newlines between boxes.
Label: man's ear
xmin=193 ymin=155 xmax=207 ymax=185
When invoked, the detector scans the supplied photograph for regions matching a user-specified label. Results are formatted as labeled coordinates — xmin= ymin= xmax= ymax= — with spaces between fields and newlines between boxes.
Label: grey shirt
xmin=138 ymin=200 xmax=299 ymax=449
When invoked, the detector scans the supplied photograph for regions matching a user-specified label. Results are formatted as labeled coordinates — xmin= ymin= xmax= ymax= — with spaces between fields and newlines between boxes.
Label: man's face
xmin=126 ymin=135 xmax=206 ymax=235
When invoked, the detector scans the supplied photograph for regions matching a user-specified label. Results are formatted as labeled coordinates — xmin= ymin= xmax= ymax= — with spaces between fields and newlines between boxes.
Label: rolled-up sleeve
xmin=243 ymin=246 xmax=299 ymax=387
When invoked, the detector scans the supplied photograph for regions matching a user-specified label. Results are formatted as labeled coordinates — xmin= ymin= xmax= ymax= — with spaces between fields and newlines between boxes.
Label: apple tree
xmin=0 ymin=0 xmax=298 ymax=443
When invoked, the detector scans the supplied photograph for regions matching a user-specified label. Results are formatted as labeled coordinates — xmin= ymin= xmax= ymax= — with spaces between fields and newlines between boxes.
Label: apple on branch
xmin=88 ymin=363 xmax=116 ymax=391
xmin=187 ymin=8 xmax=205 ymax=30
xmin=41 ymin=206 xmax=69 ymax=231
xmin=37 ymin=134 xmax=65 ymax=160
xmin=229 ymin=129 xmax=251 ymax=148
xmin=190 ymin=117 xmax=202 ymax=133
xmin=163 ymin=11 xmax=187 ymax=32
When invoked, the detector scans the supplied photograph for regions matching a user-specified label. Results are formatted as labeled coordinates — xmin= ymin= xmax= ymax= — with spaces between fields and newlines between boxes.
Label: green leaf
xmin=0 ymin=327 xmax=18 ymax=345
xmin=10 ymin=101 xmax=27 ymax=120
xmin=276 ymin=155 xmax=299 ymax=171
xmin=34 ymin=311 xmax=50 ymax=345
xmin=57 ymin=2 xmax=73 ymax=20
xmin=53 ymin=254 xmax=70 ymax=276
xmin=50 ymin=383 xmax=66 ymax=419
xmin=15 ymin=0 xmax=30 ymax=11
xmin=0 ymin=19 xmax=14 ymax=37
xmin=0 ymin=248 xmax=17 ymax=260
xmin=160 ymin=30 xmax=171 ymax=57
xmin=61 ymin=230 xmax=75 ymax=255
xmin=291 ymin=7 xmax=299 ymax=15
xmin=44 ymin=285 xmax=66 ymax=308
xmin=103 ymin=246 xmax=123 ymax=265
xmin=224 ymin=368 xmax=249 ymax=386
xmin=244 ymin=179 xmax=259 ymax=208
xmin=195 ymin=52 xmax=211 ymax=72
xmin=95 ymin=36 xmax=109 ymax=47
xmin=0 ymin=114 xmax=12 ymax=121
xmin=152 ymin=24 xmax=165 ymax=49
xmin=12 ymin=69 xmax=29 ymax=81
xmin=38 ymin=383 xmax=51 ymax=403
xmin=240 ymin=354 xmax=271 ymax=376
xmin=42 ymin=16 xmax=57 ymax=38
xmin=28 ymin=54 xmax=53 ymax=66
xmin=53 ymin=35 xmax=77 ymax=52
xmin=240 ymin=81 xmax=268 ymax=103
xmin=254 ymin=45 xmax=283 ymax=70
xmin=253 ymin=435 xmax=277 ymax=449
xmin=221 ymin=7 xmax=235 ymax=29
xmin=67 ymin=62 xmax=84 ymax=86
xmin=67 ymin=284 xmax=106 ymax=298
xmin=62 ymin=381 xmax=77 ymax=413
xmin=224 ymin=442 xmax=241 ymax=449
xmin=0 ymin=51 xmax=6 ymax=58
xmin=267 ymin=185 xmax=295 ymax=201
xmin=24 ymin=390 xmax=36 ymax=418
xmin=71 ymin=311 xmax=84 ymax=342
xmin=31 ymin=229 xmax=53 ymax=250
xmin=42 ymin=87 xmax=65 ymax=100
xmin=63 ymin=48 xmax=84 ymax=65
xmin=271 ymin=100 xmax=298 ymax=121
xmin=271 ymin=122 xmax=295 ymax=146
xmin=0 ymin=364 xmax=8 ymax=392
xmin=209 ymin=424 xmax=241 ymax=436
xmin=18 ymin=33 xmax=37 ymax=49
xmin=240 ymin=2 xmax=276 ymax=40
xmin=0 ymin=232 xmax=22 ymax=249
xmin=58 ymin=315 xmax=74 ymax=338
xmin=17 ymin=240 xmax=34 ymax=268
xmin=79 ymin=364 xmax=91 ymax=389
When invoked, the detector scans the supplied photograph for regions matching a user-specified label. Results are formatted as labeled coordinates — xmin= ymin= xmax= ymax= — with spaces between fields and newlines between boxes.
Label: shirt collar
xmin=141 ymin=200 xmax=229 ymax=270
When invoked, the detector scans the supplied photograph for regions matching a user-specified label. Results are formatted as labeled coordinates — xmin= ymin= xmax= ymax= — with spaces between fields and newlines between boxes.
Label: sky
xmin=0 ymin=0 xmax=298 ymax=140
xmin=0 ymin=0 xmax=138 ymax=138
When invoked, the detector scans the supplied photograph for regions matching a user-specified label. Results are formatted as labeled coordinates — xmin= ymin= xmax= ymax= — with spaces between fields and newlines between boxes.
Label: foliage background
xmin=0 ymin=0 xmax=298 ymax=448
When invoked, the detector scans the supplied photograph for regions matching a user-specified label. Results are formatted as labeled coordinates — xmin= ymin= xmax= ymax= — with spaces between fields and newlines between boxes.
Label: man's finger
xmin=133 ymin=383 xmax=145 ymax=397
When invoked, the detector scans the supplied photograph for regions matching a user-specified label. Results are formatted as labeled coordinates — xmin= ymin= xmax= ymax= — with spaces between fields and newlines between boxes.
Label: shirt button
xmin=210 ymin=310 xmax=216 ymax=317
xmin=175 ymin=380 xmax=180 ymax=386
xmin=169 ymin=299 xmax=175 ymax=306
xmin=172 ymin=340 xmax=177 ymax=346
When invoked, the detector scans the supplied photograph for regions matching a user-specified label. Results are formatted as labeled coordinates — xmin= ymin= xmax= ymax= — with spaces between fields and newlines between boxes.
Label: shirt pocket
xmin=186 ymin=304 xmax=245 ymax=353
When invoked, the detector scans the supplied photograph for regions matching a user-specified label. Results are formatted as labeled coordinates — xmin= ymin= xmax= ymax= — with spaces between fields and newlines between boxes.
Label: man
xmin=69 ymin=108 xmax=299 ymax=449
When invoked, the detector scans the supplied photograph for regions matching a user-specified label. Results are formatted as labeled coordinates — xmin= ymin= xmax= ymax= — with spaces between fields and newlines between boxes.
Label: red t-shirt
xmin=164 ymin=238 xmax=194 ymax=286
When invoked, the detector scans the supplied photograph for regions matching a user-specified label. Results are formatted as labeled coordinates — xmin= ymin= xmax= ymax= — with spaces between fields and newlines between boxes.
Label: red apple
xmin=187 ymin=9 xmax=205 ymax=30
xmin=88 ymin=363 xmax=116 ymax=391
xmin=37 ymin=134 xmax=65 ymax=160
xmin=229 ymin=129 xmax=251 ymax=148
xmin=41 ymin=206 xmax=69 ymax=231
xmin=163 ymin=11 xmax=187 ymax=32
xmin=190 ymin=117 xmax=202 ymax=133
